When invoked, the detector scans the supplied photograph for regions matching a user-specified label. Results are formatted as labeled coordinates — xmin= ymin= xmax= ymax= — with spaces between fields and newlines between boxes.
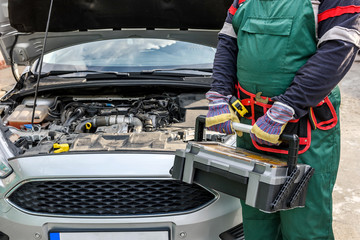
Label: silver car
xmin=0 ymin=0 xmax=243 ymax=239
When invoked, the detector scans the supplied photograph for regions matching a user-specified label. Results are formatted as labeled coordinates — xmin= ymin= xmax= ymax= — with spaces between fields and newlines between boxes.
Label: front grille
xmin=7 ymin=179 xmax=215 ymax=216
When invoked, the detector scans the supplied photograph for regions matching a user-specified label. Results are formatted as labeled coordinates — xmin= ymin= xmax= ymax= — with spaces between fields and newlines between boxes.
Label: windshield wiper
xmin=141 ymin=67 xmax=213 ymax=74
xmin=84 ymin=72 xmax=131 ymax=80
xmin=84 ymin=72 xmax=186 ymax=81
xmin=32 ymin=69 xmax=211 ymax=82
xmin=34 ymin=70 xmax=130 ymax=78
xmin=34 ymin=68 xmax=212 ymax=79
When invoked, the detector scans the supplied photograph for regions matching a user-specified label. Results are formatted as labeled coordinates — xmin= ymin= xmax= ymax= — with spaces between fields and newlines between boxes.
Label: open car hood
xmin=0 ymin=0 xmax=231 ymax=65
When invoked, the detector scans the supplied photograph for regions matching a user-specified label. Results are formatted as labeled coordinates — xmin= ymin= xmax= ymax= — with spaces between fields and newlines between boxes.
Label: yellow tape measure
xmin=230 ymin=96 xmax=248 ymax=117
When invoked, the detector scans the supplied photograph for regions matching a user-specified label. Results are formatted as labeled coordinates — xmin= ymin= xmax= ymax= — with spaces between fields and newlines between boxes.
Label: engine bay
xmin=0 ymin=93 xmax=227 ymax=155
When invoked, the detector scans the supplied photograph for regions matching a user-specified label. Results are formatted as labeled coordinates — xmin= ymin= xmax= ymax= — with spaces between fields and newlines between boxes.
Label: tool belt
xmin=235 ymin=83 xmax=338 ymax=154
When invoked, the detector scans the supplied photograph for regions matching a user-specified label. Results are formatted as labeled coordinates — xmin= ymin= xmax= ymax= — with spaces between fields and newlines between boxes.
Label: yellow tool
xmin=229 ymin=96 xmax=248 ymax=117
xmin=53 ymin=143 xmax=69 ymax=153
xmin=255 ymin=92 xmax=269 ymax=104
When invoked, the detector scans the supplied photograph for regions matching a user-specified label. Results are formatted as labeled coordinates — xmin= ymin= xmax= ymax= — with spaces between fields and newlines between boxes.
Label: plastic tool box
xmin=172 ymin=116 xmax=315 ymax=213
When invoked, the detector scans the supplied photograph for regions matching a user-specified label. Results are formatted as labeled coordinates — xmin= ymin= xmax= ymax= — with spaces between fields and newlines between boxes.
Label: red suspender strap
xmin=235 ymin=82 xmax=241 ymax=99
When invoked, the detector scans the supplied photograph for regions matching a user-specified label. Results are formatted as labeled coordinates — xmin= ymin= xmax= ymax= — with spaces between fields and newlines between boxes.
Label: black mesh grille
xmin=8 ymin=180 xmax=215 ymax=216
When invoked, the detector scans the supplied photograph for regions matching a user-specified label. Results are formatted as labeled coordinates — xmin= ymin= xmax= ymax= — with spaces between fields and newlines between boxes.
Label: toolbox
xmin=172 ymin=116 xmax=315 ymax=213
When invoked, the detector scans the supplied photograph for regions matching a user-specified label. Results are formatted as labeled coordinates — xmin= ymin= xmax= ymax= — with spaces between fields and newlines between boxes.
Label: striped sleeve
xmin=273 ymin=0 xmax=360 ymax=119
xmin=219 ymin=0 xmax=244 ymax=38
xmin=211 ymin=0 xmax=242 ymax=96
xmin=318 ymin=0 xmax=360 ymax=47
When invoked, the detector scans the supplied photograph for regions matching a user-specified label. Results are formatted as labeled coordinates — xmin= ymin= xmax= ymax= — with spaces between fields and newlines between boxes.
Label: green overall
xmin=232 ymin=0 xmax=341 ymax=239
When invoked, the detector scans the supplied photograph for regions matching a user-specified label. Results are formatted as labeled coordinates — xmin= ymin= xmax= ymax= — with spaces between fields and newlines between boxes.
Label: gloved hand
xmin=205 ymin=91 xmax=242 ymax=136
xmin=250 ymin=101 xmax=294 ymax=146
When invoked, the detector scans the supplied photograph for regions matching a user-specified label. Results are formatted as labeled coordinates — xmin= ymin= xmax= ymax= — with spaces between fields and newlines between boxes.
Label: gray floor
xmin=334 ymin=58 xmax=360 ymax=239
xmin=1 ymin=59 xmax=360 ymax=239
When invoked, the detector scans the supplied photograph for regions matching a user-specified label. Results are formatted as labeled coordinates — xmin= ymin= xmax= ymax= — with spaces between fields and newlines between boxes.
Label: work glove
xmin=250 ymin=101 xmax=294 ymax=146
xmin=205 ymin=91 xmax=242 ymax=136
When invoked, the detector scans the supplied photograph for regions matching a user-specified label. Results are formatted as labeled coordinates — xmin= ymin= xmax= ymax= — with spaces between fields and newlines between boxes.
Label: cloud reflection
xmin=43 ymin=38 xmax=215 ymax=70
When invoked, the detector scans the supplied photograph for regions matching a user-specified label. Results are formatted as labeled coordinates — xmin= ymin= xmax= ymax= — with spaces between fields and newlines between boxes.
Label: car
xmin=0 ymin=0 xmax=244 ymax=239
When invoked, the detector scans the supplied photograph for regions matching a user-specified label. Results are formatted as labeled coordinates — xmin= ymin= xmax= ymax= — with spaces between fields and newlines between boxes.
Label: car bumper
xmin=0 ymin=153 xmax=242 ymax=240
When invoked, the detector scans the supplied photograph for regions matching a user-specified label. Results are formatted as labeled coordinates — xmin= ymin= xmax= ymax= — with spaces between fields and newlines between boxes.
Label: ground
xmin=333 ymin=57 xmax=360 ymax=239
xmin=0 ymin=59 xmax=359 ymax=239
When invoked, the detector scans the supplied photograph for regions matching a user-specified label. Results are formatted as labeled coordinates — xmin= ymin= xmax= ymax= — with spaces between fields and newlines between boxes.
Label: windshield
xmin=36 ymin=38 xmax=216 ymax=73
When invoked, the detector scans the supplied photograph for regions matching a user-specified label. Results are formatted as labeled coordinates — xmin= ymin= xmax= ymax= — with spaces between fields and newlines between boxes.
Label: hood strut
xmin=31 ymin=0 xmax=54 ymax=127
xmin=10 ymin=35 xmax=20 ymax=82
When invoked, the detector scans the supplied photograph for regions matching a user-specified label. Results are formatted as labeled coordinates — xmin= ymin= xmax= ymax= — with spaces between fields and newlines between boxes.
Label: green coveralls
xmin=232 ymin=0 xmax=341 ymax=239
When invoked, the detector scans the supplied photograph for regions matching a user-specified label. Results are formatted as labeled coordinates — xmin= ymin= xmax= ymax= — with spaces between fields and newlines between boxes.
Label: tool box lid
xmin=192 ymin=142 xmax=287 ymax=168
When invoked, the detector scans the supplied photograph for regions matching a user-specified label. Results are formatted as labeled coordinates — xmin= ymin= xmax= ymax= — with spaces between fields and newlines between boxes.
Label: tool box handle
xmin=194 ymin=115 xmax=207 ymax=142
xmin=195 ymin=115 xmax=299 ymax=175
xmin=279 ymin=133 xmax=299 ymax=176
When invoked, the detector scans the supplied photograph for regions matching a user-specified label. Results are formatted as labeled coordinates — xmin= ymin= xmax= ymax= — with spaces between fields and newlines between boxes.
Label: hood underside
xmin=9 ymin=0 xmax=231 ymax=32
xmin=0 ymin=0 xmax=231 ymax=65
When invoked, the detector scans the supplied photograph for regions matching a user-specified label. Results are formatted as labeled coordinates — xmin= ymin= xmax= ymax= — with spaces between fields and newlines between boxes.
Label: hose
xmin=75 ymin=115 xmax=143 ymax=133
xmin=64 ymin=107 xmax=86 ymax=127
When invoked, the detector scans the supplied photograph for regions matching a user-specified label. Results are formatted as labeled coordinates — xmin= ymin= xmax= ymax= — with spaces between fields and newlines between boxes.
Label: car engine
xmin=0 ymin=93 xmax=226 ymax=155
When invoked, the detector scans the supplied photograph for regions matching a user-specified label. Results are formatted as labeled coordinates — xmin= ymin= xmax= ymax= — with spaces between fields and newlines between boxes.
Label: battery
xmin=172 ymin=141 xmax=314 ymax=213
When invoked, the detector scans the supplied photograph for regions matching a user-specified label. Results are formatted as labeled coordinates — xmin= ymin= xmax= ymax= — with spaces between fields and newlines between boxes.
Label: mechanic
xmin=206 ymin=0 xmax=360 ymax=239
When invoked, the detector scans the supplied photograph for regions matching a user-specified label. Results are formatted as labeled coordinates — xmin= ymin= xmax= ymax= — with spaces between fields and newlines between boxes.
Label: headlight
xmin=0 ymin=130 xmax=14 ymax=178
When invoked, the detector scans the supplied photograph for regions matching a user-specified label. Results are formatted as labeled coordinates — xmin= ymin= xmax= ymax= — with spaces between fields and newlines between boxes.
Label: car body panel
xmin=0 ymin=196 xmax=241 ymax=240
xmin=8 ymin=153 xmax=175 ymax=179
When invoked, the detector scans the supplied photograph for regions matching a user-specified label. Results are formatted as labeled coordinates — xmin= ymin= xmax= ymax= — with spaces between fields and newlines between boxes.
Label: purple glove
xmin=205 ymin=91 xmax=241 ymax=136
xmin=250 ymin=102 xmax=294 ymax=146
